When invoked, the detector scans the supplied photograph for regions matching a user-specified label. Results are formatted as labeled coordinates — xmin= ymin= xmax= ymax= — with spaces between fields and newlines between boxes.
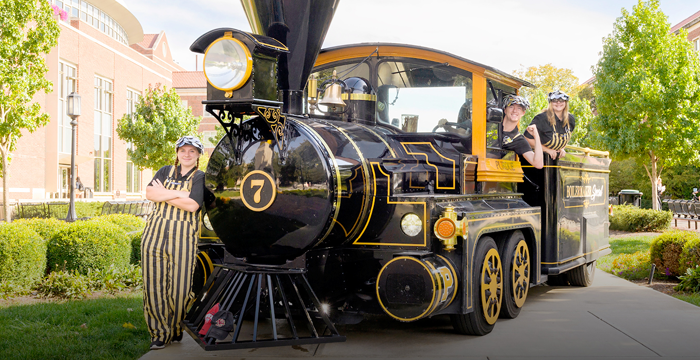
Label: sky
xmin=120 ymin=0 xmax=700 ymax=84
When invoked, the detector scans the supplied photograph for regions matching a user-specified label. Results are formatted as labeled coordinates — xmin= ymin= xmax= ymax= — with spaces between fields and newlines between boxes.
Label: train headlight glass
xmin=203 ymin=37 xmax=252 ymax=91
xmin=401 ymin=213 xmax=422 ymax=237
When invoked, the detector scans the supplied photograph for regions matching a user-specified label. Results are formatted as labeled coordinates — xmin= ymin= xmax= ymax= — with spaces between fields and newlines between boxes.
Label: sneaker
xmin=172 ymin=333 xmax=183 ymax=343
xmin=150 ymin=340 xmax=166 ymax=350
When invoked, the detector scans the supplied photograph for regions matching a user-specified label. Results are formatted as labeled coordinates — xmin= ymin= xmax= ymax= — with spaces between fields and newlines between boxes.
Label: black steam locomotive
xmin=183 ymin=0 xmax=611 ymax=350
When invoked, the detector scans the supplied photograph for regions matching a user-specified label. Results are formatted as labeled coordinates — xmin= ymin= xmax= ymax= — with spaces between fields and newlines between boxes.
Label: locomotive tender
xmin=183 ymin=0 xmax=612 ymax=350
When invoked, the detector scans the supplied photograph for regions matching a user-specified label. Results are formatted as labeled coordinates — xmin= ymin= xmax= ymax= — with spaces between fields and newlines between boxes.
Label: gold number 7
xmin=251 ymin=180 xmax=265 ymax=203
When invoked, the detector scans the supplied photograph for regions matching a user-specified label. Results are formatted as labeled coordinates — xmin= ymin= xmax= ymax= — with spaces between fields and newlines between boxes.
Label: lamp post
xmin=66 ymin=92 xmax=81 ymax=222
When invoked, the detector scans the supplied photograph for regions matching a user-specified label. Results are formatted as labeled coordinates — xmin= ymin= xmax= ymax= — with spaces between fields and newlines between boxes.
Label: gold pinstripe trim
xmin=354 ymin=123 xmax=397 ymax=157
xmin=294 ymin=121 xmax=341 ymax=242
xmin=353 ymin=162 xmax=427 ymax=246
xmin=401 ymin=142 xmax=456 ymax=190
xmin=541 ymin=245 xmax=611 ymax=265
xmin=376 ymin=256 xmax=438 ymax=322
xmin=321 ymin=121 xmax=370 ymax=239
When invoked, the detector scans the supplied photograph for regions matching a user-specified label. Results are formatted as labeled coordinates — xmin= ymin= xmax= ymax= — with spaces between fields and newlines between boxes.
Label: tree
xmin=513 ymin=63 xmax=581 ymax=99
xmin=592 ymin=0 xmax=700 ymax=210
xmin=116 ymin=84 xmax=201 ymax=171
xmin=514 ymin=65 xmax=594 ymax=147
xmin=0 ymin=0 xmax=60 ymax=222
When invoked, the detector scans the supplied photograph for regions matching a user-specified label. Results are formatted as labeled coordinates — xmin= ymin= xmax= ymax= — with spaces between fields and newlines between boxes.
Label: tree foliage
xmin=514 ymin=64 xmax=594 ymax=147
xmin=0 ymin=0 xmax=61 ymax=221
xmin=116 ymin=85 xmax=201 ymax=171
xmin=592 ymin=0 xmax=700 ymax=209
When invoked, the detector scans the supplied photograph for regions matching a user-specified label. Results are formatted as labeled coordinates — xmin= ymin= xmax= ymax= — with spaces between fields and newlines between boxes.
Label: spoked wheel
xmin=569 ymin=261 xmax=596 ymax=287
xmin=498 ymin=231 xmax=530 ymax=319
xmin=451 ymin=236 xmax=502 ymax=335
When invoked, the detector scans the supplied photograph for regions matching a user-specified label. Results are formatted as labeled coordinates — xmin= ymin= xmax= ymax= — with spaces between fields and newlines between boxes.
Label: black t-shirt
xmin=524 ymin=112 xmax=576 ymax=151
xmin=148 ymin=165 xmax=205 ymax=208
xmin=501 ymin=125 xmax=532 ymax=156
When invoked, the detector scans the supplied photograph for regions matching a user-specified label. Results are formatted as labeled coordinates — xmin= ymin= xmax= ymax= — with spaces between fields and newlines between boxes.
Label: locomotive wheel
xmin=569 ymin=261 xmax=596 ymax=287
xmin=498 ymin=231 xmax=530 ymax=319
xmin=451 ymin=236 xmax=502 ymax=336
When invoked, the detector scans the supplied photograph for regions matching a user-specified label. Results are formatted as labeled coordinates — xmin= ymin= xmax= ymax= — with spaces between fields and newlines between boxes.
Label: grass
xmin=0 ymin=292 xmax=150 ymax=360
xmin=597 ymin=234 xmax=658 ymax=274
xmin=674 ymin=293 xmax=700 ymax=307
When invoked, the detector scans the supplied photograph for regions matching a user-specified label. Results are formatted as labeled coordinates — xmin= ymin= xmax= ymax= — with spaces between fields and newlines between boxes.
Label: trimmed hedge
xmin=680 ymin=235 xmax=700 ymax=275
xmin=130 ymin=231 xmax=143 ymax=265
xmin=650 ymin=230 xmax=698 ymax=277
xmin=610 ymin=205 xmax=671 ymax=232
xmin=47 ymin=220 xmax=129 ymax=274
xmin=12 ymin=218 xmax=68 ymax=241
xmin=0 ymin=224 xmax=46 ymax=292
xmin=90 ymin=214 xmax=145 ymax=232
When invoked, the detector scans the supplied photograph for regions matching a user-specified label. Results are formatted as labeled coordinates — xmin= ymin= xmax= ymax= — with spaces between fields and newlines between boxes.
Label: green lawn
xmin=674 ymin=293 xmax=700 ymax=307
xmin=0 ymin=292 xmax=149 ymax=360
xmin=597 ymin=234 xmax=657 ymax=274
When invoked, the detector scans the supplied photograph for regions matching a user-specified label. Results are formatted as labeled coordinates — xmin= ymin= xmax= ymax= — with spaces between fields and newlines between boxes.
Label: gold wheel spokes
xmin=512 ymin=240 xmax=530 ymax=308
xmin=481 ymin=248 xmax=503 ymax=325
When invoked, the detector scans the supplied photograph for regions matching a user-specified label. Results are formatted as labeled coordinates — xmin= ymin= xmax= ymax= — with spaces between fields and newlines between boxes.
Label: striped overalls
xmin=142 ymin=166 xmax=201 ymax=343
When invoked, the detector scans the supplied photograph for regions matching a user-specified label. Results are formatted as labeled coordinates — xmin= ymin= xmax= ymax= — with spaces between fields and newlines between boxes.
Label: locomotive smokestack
xmin=242 ymin=0 xmax=339 ymax=114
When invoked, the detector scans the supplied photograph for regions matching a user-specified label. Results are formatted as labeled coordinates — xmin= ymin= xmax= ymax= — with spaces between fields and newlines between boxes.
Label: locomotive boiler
xmin=183 ymin=0 xmax=612 ymax=350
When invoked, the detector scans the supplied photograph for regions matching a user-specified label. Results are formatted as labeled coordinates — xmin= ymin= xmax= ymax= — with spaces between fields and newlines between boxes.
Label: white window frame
xmin=94 ymin=76 xmax=113 ymax=193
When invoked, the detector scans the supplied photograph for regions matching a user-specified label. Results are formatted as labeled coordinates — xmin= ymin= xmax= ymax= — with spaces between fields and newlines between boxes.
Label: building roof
xmin=173 ymin=71 xmax=206 ymax=88
xmin=134 ymin=34 xmax=158 ymax=49
xmin=671 ymin=9 xmax=700 ymax=33
xmin=92 ymin=0 xmax=143 ymax=45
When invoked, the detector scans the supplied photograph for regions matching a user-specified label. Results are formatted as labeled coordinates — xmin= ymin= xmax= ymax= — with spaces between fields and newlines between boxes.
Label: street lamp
xmin=66 ymin=92 xmax=81 ymax=222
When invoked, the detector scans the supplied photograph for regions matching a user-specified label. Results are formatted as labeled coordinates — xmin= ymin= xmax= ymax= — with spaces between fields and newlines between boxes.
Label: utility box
xmin=618 ymin=189 xmax=643 ymax=207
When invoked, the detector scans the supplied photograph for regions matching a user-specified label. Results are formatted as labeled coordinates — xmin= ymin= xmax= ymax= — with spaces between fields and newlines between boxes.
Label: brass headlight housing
xmin=203 ymin=36 xmax=252 ymax=91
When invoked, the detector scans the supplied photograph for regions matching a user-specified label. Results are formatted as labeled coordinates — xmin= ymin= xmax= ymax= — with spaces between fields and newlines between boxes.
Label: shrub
xmin=90 ymin=214 xmax=145 ymax=232
xmin=87 ymin=264 xmax=143 ymax=294
xmin=675 ymin=265 xmax=700 ymax=293
xmin=130 ymin=231 xmax=143 ymax=265
xmin=650 ymin=230 xmax=698 ymax=277
xmin=0 ymin=224 xmax=46 ymax=293
xmin=12 ymin=218 xmax=68 ymax=241
xmin=36 ymin=269 xmax=91 ymax=299
xmin=75 ymin=201 xmax=105 ymax=218
xmin=610 ymin=205 xmax=671 ymax=232
xmin=610 ymin=251 xmax=652 ymax=280
xmin=47 ymin=220 xmax=129 ymax=274
xmin=679 ymin=236 xmax=700 ymax=275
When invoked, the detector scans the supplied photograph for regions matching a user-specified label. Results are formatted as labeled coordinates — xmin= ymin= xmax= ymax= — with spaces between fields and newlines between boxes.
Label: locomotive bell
xmin=319 ymin=70 xmax=346 ymax=113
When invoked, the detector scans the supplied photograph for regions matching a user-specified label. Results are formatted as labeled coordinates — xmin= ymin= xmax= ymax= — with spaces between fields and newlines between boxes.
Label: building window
xmin=94 ymin=76 xmax=112 ymax=193
xmin=201 ymin=131 xmax=218 ymax=148
xmin=58 ymin=62 xmax=77 ymax=154
xmin=126 ymin=89 xmax=141 ymax=193
xmin=51 ymin=0 xmax=128 ymax=45
xmin=694 ymin=39 xmax=700 ymax=52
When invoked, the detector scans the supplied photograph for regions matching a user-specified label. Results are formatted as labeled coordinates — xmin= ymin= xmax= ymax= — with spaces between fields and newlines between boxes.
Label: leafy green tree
xmin=514 ymin=64 xmax=594 ymax=147
xmin=0 ymin=0 xmax=60 ymax=222
xmin=592 ymin=0 xmax=700 ymax=210
xmin=116 ymin=84 xmax=201 ymax=171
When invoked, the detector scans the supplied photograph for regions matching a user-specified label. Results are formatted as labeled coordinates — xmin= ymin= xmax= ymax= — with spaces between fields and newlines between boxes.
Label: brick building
xmin=11 ymin=0 xmax=187 ymax=202
xmin=172 ymin=71 xmax=220 ymax=154
xmin=672 ymin=9 xmax=700 ymax=49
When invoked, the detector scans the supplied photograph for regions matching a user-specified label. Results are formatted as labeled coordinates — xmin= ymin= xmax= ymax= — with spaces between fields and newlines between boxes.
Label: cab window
xmin=486 ymin=80 xmax=517 ymax=159
xmin=376 ymin=60 xmax=472 ymax=135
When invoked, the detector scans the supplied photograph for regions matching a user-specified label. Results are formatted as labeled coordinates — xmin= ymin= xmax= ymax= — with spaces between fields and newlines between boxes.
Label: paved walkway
xmin=140 ymin=271 xmax=700 ymax=360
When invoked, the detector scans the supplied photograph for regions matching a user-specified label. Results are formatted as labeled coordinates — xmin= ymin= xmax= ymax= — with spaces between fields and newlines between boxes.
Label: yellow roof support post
xmin=472 ymin=73 xmax=487 ymax=159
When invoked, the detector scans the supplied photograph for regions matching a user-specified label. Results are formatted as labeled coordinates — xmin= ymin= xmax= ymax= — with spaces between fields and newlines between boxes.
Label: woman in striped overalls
xmin=142 ymin=136 xmax=205 ymax=350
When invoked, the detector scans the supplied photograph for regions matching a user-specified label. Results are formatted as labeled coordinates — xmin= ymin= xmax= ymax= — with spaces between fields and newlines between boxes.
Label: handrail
xmin=565 ymin=145 xmax=610 ymax=158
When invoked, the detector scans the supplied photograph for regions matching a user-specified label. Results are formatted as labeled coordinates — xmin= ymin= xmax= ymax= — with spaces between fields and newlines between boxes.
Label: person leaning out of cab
xmin=524 ymin=90 xmax=575 ymax=160
xmin=501 ymin=94 xmax=543 ymax=169
xmin=141 ymin=135 xmax=205 ymax=350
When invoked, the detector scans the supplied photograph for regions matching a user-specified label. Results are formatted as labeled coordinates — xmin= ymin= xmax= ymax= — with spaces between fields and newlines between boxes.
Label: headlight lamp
xmin=401 ymin=213 xmax=422 ymax=237
xmin=203 ymin=36 xmax=252 ymax=91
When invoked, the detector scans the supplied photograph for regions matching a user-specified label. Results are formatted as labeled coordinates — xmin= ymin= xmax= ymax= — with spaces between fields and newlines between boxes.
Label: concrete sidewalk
xmin=140 ymin=271 xmax=700 ymax=360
